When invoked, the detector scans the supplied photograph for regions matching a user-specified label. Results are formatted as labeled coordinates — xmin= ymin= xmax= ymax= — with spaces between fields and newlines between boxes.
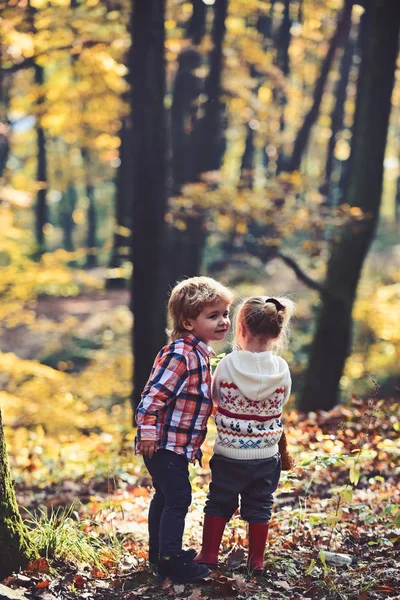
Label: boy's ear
xmin=182 ymin=319 xmax=193 ymax=331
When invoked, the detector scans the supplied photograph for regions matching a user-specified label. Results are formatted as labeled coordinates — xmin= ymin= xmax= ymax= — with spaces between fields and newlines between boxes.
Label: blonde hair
xmin=233 ymin=295 xmax=295 ymax=353
xmin=168 ymin=276 xmax=233 ymax=341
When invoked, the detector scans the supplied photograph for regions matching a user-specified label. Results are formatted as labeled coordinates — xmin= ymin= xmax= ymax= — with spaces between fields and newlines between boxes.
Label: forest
xmin=0 ymin=0 xmax=399 ymax=599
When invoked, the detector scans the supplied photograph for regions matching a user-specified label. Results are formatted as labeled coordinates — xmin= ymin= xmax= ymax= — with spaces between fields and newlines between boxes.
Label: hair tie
xmin=265 ymin=298 xmax=285 ymax=312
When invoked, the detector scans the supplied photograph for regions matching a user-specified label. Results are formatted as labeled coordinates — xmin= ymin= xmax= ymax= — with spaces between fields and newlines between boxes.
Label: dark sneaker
xmin=149 ymin=548 xmax=197 ymax=573
xmin=157 ymin=553 xmax=210 ymax=583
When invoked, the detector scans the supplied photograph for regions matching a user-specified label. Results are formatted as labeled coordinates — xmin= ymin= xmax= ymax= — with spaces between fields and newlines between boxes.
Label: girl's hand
xmin=137 ymin=440 xmax=157 ymax=458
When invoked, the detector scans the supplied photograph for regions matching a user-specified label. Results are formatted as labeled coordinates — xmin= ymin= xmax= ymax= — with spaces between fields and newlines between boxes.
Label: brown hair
xmin=233 ymin=295 xmax=295 ymax=353
xmin=168 ymin=276 xmax=233 ymax=341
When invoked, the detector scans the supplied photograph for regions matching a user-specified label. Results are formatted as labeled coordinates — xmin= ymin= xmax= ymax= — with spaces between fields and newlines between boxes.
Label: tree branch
xmin=276 ymin=252 xmax=326 ymax=295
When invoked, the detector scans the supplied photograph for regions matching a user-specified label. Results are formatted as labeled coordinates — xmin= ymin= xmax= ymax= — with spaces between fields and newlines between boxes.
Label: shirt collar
xmin=183 ymin=333 xmax=215 ymax=357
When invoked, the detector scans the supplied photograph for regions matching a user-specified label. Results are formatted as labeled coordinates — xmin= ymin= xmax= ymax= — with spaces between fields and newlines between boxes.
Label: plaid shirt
xmin=135 ymin=334 xmax=215 ymax=462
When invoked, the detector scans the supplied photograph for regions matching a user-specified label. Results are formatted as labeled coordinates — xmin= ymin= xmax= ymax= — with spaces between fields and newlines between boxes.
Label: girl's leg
xmin=240 ymin=454 xmax=281 ymax=572
xmin=195 ymin=455 xmax=241 ymax=567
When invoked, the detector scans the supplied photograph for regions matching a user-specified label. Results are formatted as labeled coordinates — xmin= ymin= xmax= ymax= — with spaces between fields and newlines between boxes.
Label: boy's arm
xmin=136 ymin=348 xmax=188 ymax=448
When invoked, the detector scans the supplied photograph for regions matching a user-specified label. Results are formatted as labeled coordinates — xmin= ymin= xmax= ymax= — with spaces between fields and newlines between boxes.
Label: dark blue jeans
xmin=205 ymin=453 xmax=281 ymax=523
xmin=144 ymin=449 xmax=192 ymax=557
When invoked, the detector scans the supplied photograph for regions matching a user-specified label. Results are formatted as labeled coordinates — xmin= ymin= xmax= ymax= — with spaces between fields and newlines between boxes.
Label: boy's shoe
xmin=149 ymin=548 xmax=197 ymax=573
xmin=157 ymin=553 xmax=210 ymax=583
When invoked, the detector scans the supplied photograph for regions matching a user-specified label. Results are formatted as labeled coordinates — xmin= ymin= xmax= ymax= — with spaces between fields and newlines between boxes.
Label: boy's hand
xmin=137 ymin=440 xmax=157 ymax=458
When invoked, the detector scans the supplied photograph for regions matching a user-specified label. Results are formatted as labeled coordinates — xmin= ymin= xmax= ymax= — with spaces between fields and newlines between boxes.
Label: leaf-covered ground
xmin=3 ymin=398 xmax=399 ymax=600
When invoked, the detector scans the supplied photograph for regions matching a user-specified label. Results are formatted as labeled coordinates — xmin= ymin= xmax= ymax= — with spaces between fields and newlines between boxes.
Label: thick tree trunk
xmin=298 ymin=0 xmax=400 ymax=412
xmin=286 ymin=0 xmax=353 ymax=172
xmin=131 ymin=0 xmax=168 ymax=411
xmin=0 ymin=411 xmax=38 ymax=579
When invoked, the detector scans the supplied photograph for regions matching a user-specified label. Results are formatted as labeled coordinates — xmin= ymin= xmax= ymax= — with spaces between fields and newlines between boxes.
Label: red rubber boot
xmin=248 ymin=522 xmax=269 ymax=574
xmin=194 ymin=515 xmax=227 ymax=569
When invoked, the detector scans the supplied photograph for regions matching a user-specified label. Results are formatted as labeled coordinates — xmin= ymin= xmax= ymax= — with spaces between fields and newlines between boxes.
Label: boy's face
xmin=183 ymin=300 xmax=231 ymax=345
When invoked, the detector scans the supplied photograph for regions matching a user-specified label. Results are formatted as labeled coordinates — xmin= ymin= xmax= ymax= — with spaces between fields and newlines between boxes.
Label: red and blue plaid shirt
xmin=135 ymin=334 xmax=215 ymax=462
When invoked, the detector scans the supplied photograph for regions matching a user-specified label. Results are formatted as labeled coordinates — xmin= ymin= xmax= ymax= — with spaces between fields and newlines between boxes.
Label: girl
xmin=194 ymin=295 xmax=295 ymax=574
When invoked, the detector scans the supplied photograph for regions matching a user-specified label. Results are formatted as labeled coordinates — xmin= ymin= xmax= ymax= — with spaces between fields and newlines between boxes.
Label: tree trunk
xmin=322 ymin=15 xmax=355 ymax=204
xmin=195 ymin=0 xmax=229 ymax=175
xmin=59 ymin=184 xmax=77 ymax=252
xmin=286 ymin=0 xmax=353 ymax=172
xmin=0 ymin=411 xmax=38 ymax=579
xmin=27 ymin=0 xmax=48 ymax=253
xmin=0 ymin=48 xmax=11 ymax=178
xmin=86 ymin=182 xmax=97 ymax=268
xmin=35 ymin=63 xmax=48 ymax=253
xmin=239 ymin=124 xmax=255 ymax=189
xmin=186 ymin=0 xmax=207 ymax=45
xmin=109 ymin=117 xmax=133 ymax=272
xmin=131 ymin=0 xmax=168 ymax=411
xmin=298 ymin=0 xmax=400 ymax=413
xmin=171 ymin=48 xmax=202 ymax=192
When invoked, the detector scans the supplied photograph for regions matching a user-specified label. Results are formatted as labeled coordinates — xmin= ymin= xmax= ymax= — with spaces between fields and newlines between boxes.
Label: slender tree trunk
xmin=286 ymin=0 xmax=353 ymax=172
xmin=322 ymin=16 xmax=355 ymax=204
xmin=196 ymin=0 xmax=229 ymax=175
xmin=0 ymin=46 xmax=11 ymax=177
xmin=186 ymin=0 xmax=207 ymax=45
xmin=109 ymin=118 xmax=133 ymax=273
xmin=276 ymin=0 xmax=291 ymax=77
xmin=298 ymin=0 xmax=400 ymax=412
xmin=131 ymin=0 xmax=167 ymax=411
xmin=27 ymin=1 xmax=48 ymax=252
xmin=59 ymin=184 xmax=77 ymax=252
xmin=35 ymin=63 xmax=48 ymax=252
xmin=0 ymin=411 xmax=38 ymax=579
xmin=86 ymin=183 xmax=97 ymax=268
xmin=239 ymin=124 xmax=255 ymax=189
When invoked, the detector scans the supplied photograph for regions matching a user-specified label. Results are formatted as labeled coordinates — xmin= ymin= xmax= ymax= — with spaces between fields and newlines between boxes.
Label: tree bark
xmin=34 ymin=63 xmax=48 ymax=253
xmin=27 ymin=1 xmax=48 ymax=253
xmin=286 ymin=0 xmax=353 ymax=172
xmin=322 ymin=15 xmax=356 ymax=204
xmin=195 ymin=0 xmax=228 ymax=175
xmin=59 ymin=184 xmax=77 ymax=252
xmin=109 ymin=117 xmax=133 ymax=273
xmin=298 ymin=0 xmax=400 ymax=412
xmin=131 ymin=0 xmax=168 ymax=411
xmin=186 ymin=0 xmax=207 ymax=45
xmin=0 ymin=411 xmax=38 ymax=579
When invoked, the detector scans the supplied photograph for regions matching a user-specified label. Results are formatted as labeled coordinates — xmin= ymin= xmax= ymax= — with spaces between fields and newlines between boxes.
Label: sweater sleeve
xmin=283 ymin=366 xmax=292 ymax=406
xmin=211 ymin=359 xmax=223 ymax=406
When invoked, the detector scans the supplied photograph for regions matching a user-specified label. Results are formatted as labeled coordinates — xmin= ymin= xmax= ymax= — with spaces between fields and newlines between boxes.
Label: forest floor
xmin=1 ymin=272 xmax=399 ymax=600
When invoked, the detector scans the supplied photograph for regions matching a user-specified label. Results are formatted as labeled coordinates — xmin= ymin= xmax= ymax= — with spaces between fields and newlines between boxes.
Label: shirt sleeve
xmin=136 ymin=346 xmax=188 ymax=441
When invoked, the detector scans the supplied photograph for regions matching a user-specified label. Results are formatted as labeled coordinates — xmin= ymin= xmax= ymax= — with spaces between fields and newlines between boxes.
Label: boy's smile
xmin=183 ymin=300 xmax=231 ymax=345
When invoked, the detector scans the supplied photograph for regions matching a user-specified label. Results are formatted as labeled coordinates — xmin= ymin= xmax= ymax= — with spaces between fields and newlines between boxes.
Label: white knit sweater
xmin=211 ymin=350 xmax=291 ymax=460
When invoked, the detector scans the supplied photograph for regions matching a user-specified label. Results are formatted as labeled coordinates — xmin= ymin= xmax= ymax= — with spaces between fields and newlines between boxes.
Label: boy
xmin=136 ymin=276 xmax=232 ymax=584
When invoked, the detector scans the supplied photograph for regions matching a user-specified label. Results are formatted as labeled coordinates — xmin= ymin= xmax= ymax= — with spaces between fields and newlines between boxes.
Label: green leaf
xmin=305 ymin=559 xmax=316 ymax=575
xmin=339 ymin=488 xmax=353 ymax=503
xmin=349 ymin=468 xmax=360 ymax=485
